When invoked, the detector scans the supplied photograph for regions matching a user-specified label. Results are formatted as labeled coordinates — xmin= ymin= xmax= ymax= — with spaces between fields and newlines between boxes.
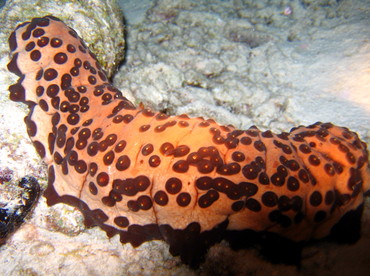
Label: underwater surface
xmin=0 ymin=0 xmax=6 ymax=9
xmin=0 ymin=0 xmax=369 ymax=275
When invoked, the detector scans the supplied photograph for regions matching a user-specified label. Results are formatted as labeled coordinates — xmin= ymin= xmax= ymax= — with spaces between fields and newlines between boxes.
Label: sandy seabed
xmin=0 ymin=0 xmax=369 ymax=275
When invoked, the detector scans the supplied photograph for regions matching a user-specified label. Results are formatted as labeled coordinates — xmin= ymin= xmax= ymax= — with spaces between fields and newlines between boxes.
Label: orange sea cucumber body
xmin=7 ymin=16 xmax=370 ymax=266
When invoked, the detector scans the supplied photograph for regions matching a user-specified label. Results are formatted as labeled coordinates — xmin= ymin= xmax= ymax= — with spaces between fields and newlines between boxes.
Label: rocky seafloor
xmin=0 ymin=0 xmax=369 ymax=275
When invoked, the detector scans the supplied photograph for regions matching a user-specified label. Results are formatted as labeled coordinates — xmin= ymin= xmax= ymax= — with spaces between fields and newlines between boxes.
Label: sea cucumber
xmin=7 ymin=15 xmax=370 ymax=267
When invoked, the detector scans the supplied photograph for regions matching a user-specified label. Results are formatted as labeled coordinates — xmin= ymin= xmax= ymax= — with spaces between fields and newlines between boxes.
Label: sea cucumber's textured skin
xmin=7 ymin=16 xmax=370 ymax=266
